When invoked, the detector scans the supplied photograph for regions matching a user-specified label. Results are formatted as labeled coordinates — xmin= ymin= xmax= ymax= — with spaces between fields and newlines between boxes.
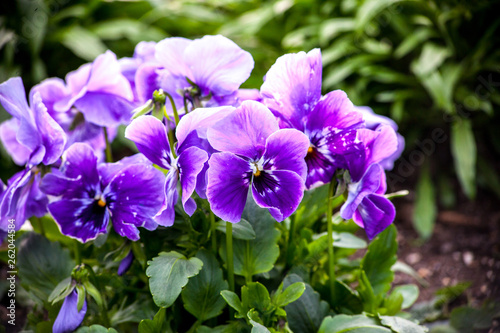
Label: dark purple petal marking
xmin=353 ymin=194 xmax=395 ymax=240
xmin=53 ymin=289 xmax=87 ymax=333
xmin=177 ymin=146 xmax=208 ymax=215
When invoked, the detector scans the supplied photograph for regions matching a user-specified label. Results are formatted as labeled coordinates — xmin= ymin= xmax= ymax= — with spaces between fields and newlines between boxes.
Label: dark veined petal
xmin=177 ymin=146 xmax=208 ymax=216
xmin=261 ymin=49 xmax=322 ymax=131
xmin=48 ymin=198 xmax=109 ymax=243
xmin=340 ymin=163 xmax=382 ymax=220
xmin=53 ymin=289 xmax=87 ymax=333
xmin=104 ymin=163 xmax=164 ymax=240
xmin=353 ymin=194 xmax=395 ymax=240
xmin=184 ymin=35 xmax=254 ymax=96
xmin=207 ymin=152 xmax=252 ymax=223
xmin=262 ymin=128 xmax=309 ymax=180
xmin=207 ymin=100 xmax=278 ymax=160
xmin=124 ymin=115 xmax=172 ymax=169
xmin=304 ymin=147 xmax=339 ymax=190
xmin=154 ymin=169 xmax=178 ymax=227
xmin=251 ymin=170 xmax=305 ymax=222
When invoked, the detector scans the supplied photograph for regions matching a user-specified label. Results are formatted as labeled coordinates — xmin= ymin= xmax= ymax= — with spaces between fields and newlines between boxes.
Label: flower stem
xmin=327 ymin=180 xmax=336 ymax=305
xmin=103 ymin=127 xmax=113 ymax=163
xmin=165 ymin=93 xmax=180 ymax=125
xmin=74 ymin=241 xmax=82 ymax=265
xmin=167 ymin=129 xmax=177 ymax=158
xmin=226 ymin=222 xmax=234 ymax=293
xmin=210 ymin=209 xmax=217 ymax=253
xmin=285 ymin=214 xmax=296 ymax=267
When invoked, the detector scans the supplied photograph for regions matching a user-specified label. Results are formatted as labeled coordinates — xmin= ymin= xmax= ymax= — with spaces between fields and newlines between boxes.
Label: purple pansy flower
xmin=260 ymin=49 xmax=364 ymax=189
xmin=206 ymin=100 xmax=310 ymax=223
xmin=118 ymin=250 xmax=134 ymax=276
xmin=340 ymin=164 xmax=395 ymax=240
xmin=354 ymin=106 xmax=405 ymax=170
xmin=53 ymin=50 xmax=136 ymax=127
xmin=152 ymin=35 xmax=254 ymax=112
xmin=125 ymin=115 xmax=208 ymax=226
xmin=53 ymin=289 xmax=87 ymax=333
xmin=40 ymin=143 xmax=164 ymax=242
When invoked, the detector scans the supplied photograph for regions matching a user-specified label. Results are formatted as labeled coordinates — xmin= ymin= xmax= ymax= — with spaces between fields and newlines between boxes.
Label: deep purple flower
xmin=53 ymin=289 xmax=87 ymax=333
xmin=206 ymin=100 xmax=310 ymax=222
xmin=152 ymin=35 xmax=254 ymax=112
xmin=53 ymin=50 xmax=136 ymax=127
xmin=354 ymin=106 xmax=405 ymax=170
xmin=118 ymin=250 xmax=134 ymax=276
xmin=125 ymin=115 xmax=208 ymax=226
xmin=0 ymin=77 xmax=66 ymax=167
xmin=340 ymin=164 xmax=395 ymax=240
xmin=40 ymin=143 xmax=164 ymax=242
xmin=260 ymin=49 xmax=364 ymax=189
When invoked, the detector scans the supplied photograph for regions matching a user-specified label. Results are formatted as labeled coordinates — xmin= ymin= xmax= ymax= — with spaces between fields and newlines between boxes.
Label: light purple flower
xmin=260 ymin=49 xmax=364 ymax=189
xmin=206 ymin=100 xmax=310 ymax=223
xmin=125 ymin=115 xmax=208 ymax=226
xmin=53 ymin=50 xmax=136 ymax=127
xmin=340 ymin=164 xmax=395 ymax=240
xmin=53 ymin=289 xmax=87 ymax=333
xmin=354 ymin=106 xmax=405 ymax=170
xmin=154 ymin=35 xmax=254 ymax=112
xmin=0 ymin=77 xmax=66 ymax=167
xmin=40 ymin=143 xmax=164 ymax=242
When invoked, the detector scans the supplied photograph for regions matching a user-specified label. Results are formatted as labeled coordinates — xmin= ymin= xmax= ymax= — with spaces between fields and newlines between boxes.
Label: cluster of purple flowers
xmin=0 ymin=35 xmax=404 ymax=244
xmin=0 ymin=34 xmax=403 ymax=333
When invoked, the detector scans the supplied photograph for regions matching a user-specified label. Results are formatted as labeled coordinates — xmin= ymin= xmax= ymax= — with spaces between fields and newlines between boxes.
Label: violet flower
xmin=53 ymin=50 xmax=136 ymax=127
xmin=53 ymin=289 xmax=87 ymax=333
xmin=40 ymin=143 xmax=165 ymax=242
xmin=125 ymin=115 xmax=208 ymax=226
xmin=206 ymin=100 xmax=310 ymax=223
xmin=340 ymin=164 xmax=395 ymax=240
xmin=152 ymin=35 xmax=254 ymax=112
xmin=260 ymin=49 xmax=364 ymax=189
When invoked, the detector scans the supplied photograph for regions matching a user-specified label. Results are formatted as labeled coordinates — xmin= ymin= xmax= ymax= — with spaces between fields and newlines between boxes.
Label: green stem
xmin=33 ymin=217 xmax=45 ymax=236
xmin=327 ymin=180 xmax=336 ymax=305
xmin=165 ymin=93 xmax=180 ymax=125
xmin=226 ymin=222 xmax=234 ymax=293
xmin=103 ymin=127 xmax=113 ymax=163
xmin=74 ymin=241 xmax=82 ymax=265
xmin=167 ymin=129 xmax=177 ymax=158
xmin=210 ymin=209 xmax=217 ymax=254
xmin=286 ymin=214 xmax=296 ymax=267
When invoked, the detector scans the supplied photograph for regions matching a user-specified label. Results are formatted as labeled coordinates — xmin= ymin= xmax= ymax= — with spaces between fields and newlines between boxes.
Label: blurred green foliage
xmin=1 ymin=0 xmax=499 ymax=237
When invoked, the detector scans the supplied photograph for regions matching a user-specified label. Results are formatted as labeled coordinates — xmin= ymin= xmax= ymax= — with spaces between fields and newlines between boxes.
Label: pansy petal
xmin=31 ymin=92 xmax=67 ymax=165
xmin=340 ymin=163 xmax=382 ymax=220
xmin=0 ymin=77 xmax=31 ymax=120
xmin=184 ymin=35 xmax=254 ymax=96
xmin=124 ymin=115 xmax=172 ymax=169
xmin=359 ymin=125 xmax=398 ymax=166
xmin=49 ymin=198 xmax=109 ymax=243
xmin=98 ymin=153 xmax=151 ymax=188
xmin=0 ymin=118 xmax=31 ymax=165
xmin=105 ymin=164 xmax=164 ymax=240
xmin=207 ymin=101 xmax=278 ymax=160
xmin=354 ymin=194 xmax=395 ymax=240
xmin=74 ymin=92 xmax=135 ymax=127
xmin=304 ymin=149 xmax=339 ymax=190
xmin=261 ymin=49 xmax=322 ymax=130
xmin=0 ymin=169 xmax=31 ymax=219
xmin=59 ymin=143 xmax=100 ymax=187
xmin=53 ymin=289 xmax=87 ymax=333
xmin=263 ymin=128 xmax=309 ymax=180
xmin=30 ymin=78 xmax=70 ymax=115
xmin=176 ymin=106 xmax=234 ymax=149
xmin=251 ymin=170 xmax=304 ymax=222
xmin=155 ymin=37 xmax=192 ymax=77
xmin=154 ymin=169 xmax=178 ymax=227
xmin=207 ymin=152 xmax=251 ymax=223
xmin=177 ymin=146 xmax=208 ymax=215
xmin=118 ymin=250 xmax=134 ymax=276
xmin=135 ymin=63 xmax=159 ymax=103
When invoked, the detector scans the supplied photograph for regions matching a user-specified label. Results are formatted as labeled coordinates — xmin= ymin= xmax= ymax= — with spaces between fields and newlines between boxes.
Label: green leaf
xmin=216 ymin=219 xmax=256 ymax=240
xmin=91 ymin=19 xmax=166 ymax=44
xmin=319 ymin=18 xmax=355 ymax=45
xmin=379 ymin=315 xmax=428 ymax=333
xmin=360 ymin=225 xmax=398 ymax=297
xmin=249 ymin=319 xmax=271 ymax=333
xmin=393 ymin=284 xmax=419 ymax=309
xmin=357 ymin=270 xmax=377 ymax=313
xmin=283 ymin=274 xmax=329 ymax=333
xmin=18 ymin=233 xmax=74 ymax=303
xmin=294 ymin=184 xmax=329 ymax=230
xmin=355 ymin=0 xmax=408 ymax=30
xmin=76 ymin=325 xmax=119 ymax=333
xmin=220 ymin=196 xmax=280 ymax=278
xmin=83 ymin=280 xmax=103 ymax=309
xmin=412 ymin=166 xmax=437 ymax=239
xmin=275 ymin=282 xmax=305 ymax=307
xmin=48 ymin=277 xmax=74 ymax=304
xmin=138 ymin=308 xmax=168 ymax=333
xmin=394 ymin=28 xmax=436 ymax=58
xmin=451 ymin=119 xmax=476 ymax=198
xmin=220 ymin=290 xmax=244 ymax=315
xmin=334 ymin=232 xmax=367 ymax=249
xmin=182 ymin=249 xmax=228 ymax=321
xmin=60 ymin=26 xmax=107 ymax=61
xmin=146 ymin=251 xmax=203 ymax=308
xmin=242 ymin=282 xmax=272 ymax=315
xmin=332 ymin=280 xmax=363 ymax=314
xmin=76 ymin=284 xmax=86 ymax=312
xmin=319 ymin=314 xmax=391 ymax=333
xmin=411 ymin=43 xmax=451 ymax=76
